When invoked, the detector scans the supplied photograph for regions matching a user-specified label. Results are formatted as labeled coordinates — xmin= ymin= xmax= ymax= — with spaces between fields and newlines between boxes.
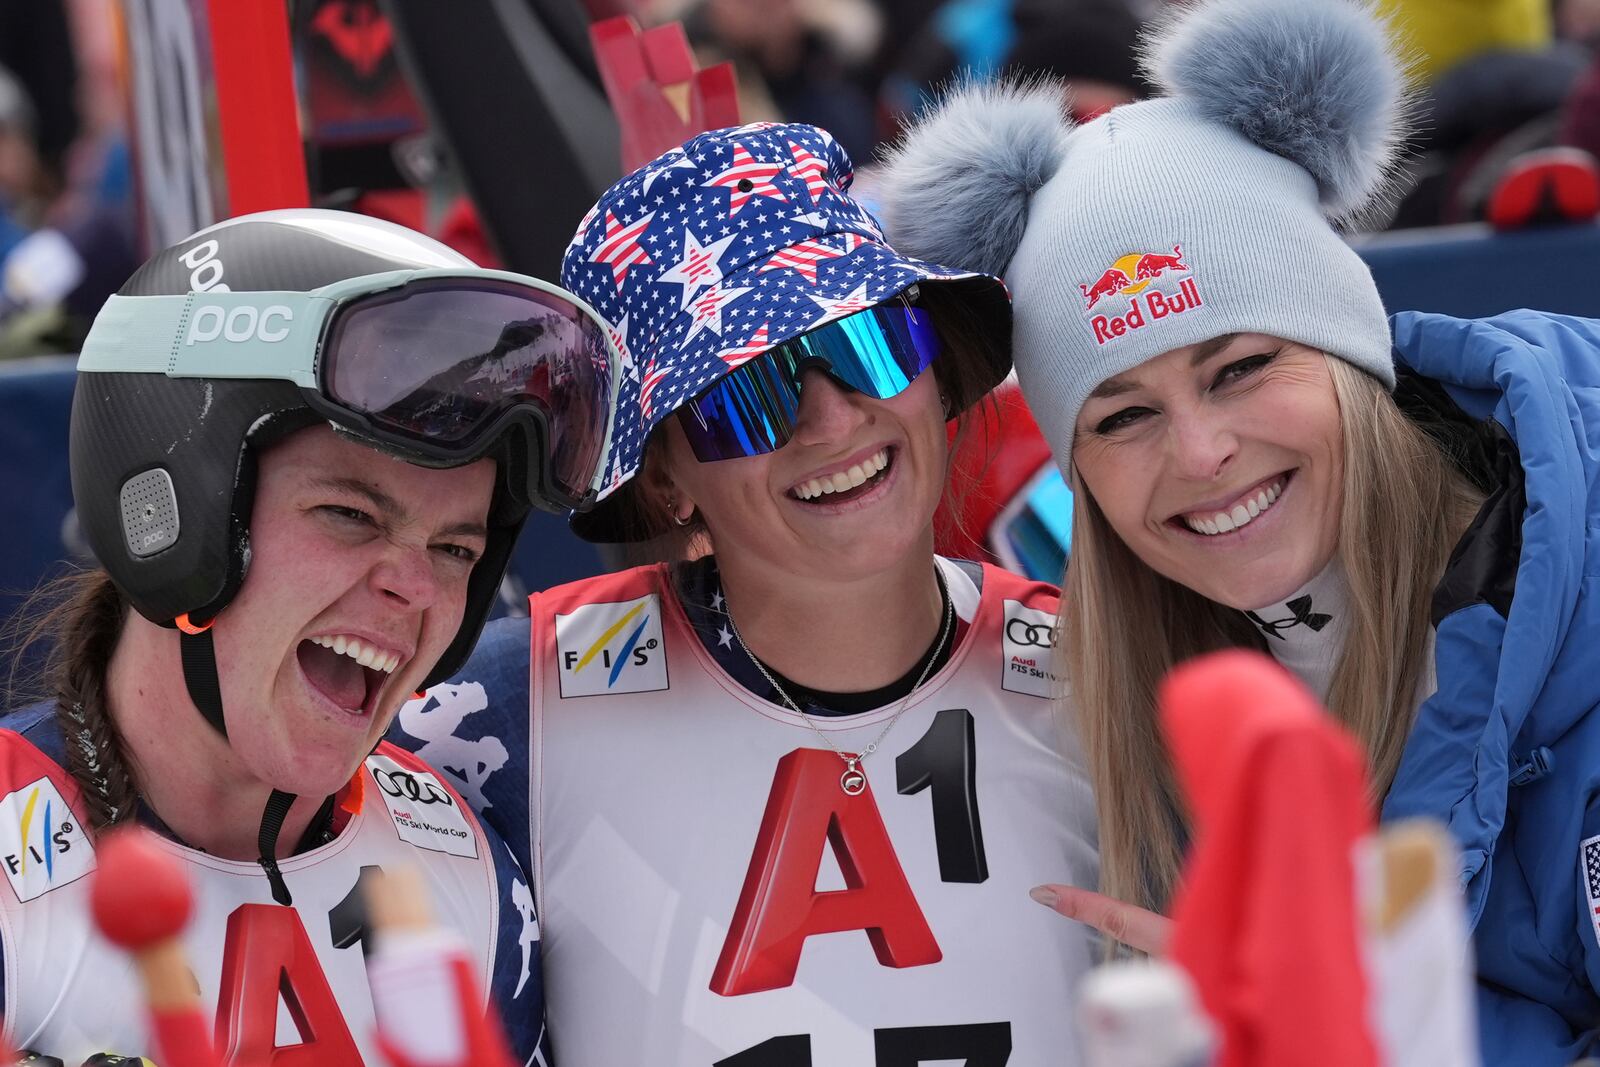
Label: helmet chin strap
xmin=178 ymin=626 xmax=227 ymax=736
xmin=179 ymin=626 xmax=298 ymax=906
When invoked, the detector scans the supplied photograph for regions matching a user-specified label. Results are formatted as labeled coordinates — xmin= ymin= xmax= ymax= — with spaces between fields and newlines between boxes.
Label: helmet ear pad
xmin=70 ymin=372 xmax=314 ymax=627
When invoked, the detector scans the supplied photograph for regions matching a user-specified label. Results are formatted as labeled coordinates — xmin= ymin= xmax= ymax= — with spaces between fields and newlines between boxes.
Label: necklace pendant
xmin=841 ymin=757 xmax=867 ymax=796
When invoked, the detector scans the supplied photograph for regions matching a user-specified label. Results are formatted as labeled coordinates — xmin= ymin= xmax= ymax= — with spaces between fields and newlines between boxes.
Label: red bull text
xmin=1081 ymin=245 xmax=1204 ymax=345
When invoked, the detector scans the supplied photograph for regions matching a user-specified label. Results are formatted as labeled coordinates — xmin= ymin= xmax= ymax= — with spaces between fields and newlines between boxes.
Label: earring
xmin=940 ymin=392 xmax=953 ymax=419
xmin=667 ymin=497 xmax=691 ymax=527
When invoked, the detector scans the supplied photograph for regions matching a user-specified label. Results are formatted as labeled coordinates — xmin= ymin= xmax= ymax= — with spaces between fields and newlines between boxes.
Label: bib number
xmin=715 ymin=709 xmax=990 ymax=996
xmin=209 ymin=866 xmax=386 ymax=1065
xmin=716 ymin=1022 xmax=1013 ymax=1066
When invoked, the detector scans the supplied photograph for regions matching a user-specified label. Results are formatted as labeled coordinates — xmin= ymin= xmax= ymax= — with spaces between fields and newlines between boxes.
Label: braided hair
xmin=6 ymin=569 xmax=139 ymax=831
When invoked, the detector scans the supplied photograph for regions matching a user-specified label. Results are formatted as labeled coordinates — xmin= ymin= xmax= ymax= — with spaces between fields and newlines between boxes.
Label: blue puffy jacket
xmin=1383 ymin=309 xmax=1600 ymax=1065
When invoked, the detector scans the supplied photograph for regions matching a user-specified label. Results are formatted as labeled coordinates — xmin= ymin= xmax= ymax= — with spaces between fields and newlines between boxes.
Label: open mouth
xmin=789 ymin=446 xmax=894 ymax=505
xmin=1175 ymin=472 xmax=1292 ymax=537
xmin=296 ymin=634 xmax=402 ymax=718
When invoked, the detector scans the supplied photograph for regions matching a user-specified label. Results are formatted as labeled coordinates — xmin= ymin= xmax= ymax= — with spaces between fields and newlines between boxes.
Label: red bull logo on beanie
xmin=1080 ymin=245 xmax=1205 ymax=345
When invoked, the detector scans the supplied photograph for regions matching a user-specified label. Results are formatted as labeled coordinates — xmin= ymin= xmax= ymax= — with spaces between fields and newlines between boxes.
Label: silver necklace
xmin=724 ymin=567 xmax=956 ymax=796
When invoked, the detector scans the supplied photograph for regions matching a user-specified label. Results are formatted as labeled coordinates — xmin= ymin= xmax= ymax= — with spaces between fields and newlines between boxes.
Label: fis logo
xmin=1079 ymin=245 xmax=1205 ymax=346
xmin=555 ymin=594 xmax=669 ymax=698
xmin=0 ymin=777 xmax=95 ymax=902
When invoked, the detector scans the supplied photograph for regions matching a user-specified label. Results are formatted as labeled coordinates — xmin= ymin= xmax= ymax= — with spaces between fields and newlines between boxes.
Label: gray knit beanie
xmin=878 ymin=0 xmax=1409 ymax=474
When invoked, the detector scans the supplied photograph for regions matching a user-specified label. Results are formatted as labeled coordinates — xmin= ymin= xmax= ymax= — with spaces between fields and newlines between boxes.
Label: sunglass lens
xmin=675 ymin=300 xmax=942 ymax=463
xmin=680 ymin=355 xmax=799 ymax=461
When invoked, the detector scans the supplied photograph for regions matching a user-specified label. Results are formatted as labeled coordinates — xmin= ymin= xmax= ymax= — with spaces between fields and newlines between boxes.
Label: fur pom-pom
xmin=1143 ymin=0 xmax=1410 ymax=220
xmin=877 ymin=79 xmax=1071 ymax=277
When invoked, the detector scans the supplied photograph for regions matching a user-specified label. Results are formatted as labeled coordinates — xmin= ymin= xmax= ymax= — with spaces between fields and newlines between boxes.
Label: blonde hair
xmin=1059 ymin=358 xmax=1485 ymax=919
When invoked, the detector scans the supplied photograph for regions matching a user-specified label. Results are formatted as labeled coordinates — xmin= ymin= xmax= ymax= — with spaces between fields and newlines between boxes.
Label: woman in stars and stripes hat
xmin=387 ymin=120 xmax=1105 ymax=1063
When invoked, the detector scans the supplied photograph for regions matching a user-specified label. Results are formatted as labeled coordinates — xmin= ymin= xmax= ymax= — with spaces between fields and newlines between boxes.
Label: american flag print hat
xmin=560 ymin=120 xmax=1011 ymax=541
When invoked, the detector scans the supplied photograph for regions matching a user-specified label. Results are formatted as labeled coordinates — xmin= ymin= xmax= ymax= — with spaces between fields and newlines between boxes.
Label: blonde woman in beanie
xmin=881 ymin=0 xmax=1600 ymax=1060
xmin=390 ymin=121 xmax=1102 ymax=1063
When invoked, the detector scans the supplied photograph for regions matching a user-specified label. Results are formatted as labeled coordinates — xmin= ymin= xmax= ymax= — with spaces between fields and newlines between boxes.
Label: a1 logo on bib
xmin=367 ymin=754 xmax=478 ymax=859
xmin=0 ymin=777 xmax=95 ymax=902
xmin=555 ymin=594 xmax=669 ymax=698
xmin=1002 ymin=600 xmax=1058 ymax=698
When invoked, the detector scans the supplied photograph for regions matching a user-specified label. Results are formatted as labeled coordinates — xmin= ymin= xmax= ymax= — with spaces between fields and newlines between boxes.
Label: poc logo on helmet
xmin=185 ymin=304 xmax=294 ymax=345
xmin=178 ymin=238 xmax=230 ymax=293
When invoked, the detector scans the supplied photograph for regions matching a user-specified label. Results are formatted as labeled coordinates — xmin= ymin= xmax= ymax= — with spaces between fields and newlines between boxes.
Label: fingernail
xmin=1029 ymin=885 xmax=1059 ymax=908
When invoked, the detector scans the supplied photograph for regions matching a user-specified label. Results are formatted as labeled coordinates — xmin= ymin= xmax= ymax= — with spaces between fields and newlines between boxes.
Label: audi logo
xmin=374 ymin=768 xmax=454 ymax=806
xmin=1007 ymin=618 xmax=1057 ymax=648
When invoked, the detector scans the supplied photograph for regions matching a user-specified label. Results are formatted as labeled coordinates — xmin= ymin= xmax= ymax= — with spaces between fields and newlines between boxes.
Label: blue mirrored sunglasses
xmin=676 ymin=296 xmax=941 ymax=462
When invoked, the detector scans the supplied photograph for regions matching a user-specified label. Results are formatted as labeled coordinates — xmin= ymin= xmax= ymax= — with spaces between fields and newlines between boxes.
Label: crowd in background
xmin=0 ymin=0 xmax=1598 ymax=359
xmin=663 ymin=0 xmax=1600 ymax=226
xmin=0 ymin=0 xmax=132 ymax=359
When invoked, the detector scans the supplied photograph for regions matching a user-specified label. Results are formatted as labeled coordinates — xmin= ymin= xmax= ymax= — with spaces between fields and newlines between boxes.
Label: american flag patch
xmin=1581 ymin=834 xmax=1600 ymax=947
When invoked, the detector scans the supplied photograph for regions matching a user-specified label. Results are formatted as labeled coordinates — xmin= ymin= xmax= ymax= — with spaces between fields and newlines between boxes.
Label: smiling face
xmin=658 ymin=364 xmax=948 ymax=586
xmin=1071 ymin=334 xmax=1344 ymax=611
xmin=209 ymin=425 xmax=495 ymax=795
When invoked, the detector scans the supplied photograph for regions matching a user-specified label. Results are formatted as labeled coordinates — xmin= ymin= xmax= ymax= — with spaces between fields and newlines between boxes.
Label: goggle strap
xmin=77 ymin=292 xmax=324 ymax=388
xmin=77 ymin=294 xmax=195 ymax=373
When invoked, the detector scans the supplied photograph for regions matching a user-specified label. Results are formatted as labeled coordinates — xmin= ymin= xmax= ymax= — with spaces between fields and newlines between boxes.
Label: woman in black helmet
xmin=0 ymin=208 xmax=617 ymax=1063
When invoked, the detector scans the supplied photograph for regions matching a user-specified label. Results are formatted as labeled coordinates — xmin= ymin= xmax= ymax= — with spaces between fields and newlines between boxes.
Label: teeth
xmin=794 ymin=449 xmax=890 ymax=501
xmin=311 ymin=634 xmax=400 ymax=674
xmin=1181 ymin=479 xmax=1285 ymax=537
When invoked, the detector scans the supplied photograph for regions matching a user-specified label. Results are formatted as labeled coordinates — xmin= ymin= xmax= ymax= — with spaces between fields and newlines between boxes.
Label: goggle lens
xmin=322 ymin=278 xmax=613 ymax=504
xmin=993 ymin=466 xmax=1074 ymax=581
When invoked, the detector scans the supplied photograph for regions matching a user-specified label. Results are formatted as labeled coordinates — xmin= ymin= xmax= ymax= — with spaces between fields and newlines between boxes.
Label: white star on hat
xmin=683 ymin=283 xmax=754 ymax=347
xmin=606 ymin=311 xmax=638 ymax=383
xmin=658 ymin=227 xmax=740 ymax=309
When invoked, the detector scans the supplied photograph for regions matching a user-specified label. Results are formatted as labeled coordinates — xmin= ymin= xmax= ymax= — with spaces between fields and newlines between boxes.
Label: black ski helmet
xmin=70 ymin=209 xmax=539 ymax=690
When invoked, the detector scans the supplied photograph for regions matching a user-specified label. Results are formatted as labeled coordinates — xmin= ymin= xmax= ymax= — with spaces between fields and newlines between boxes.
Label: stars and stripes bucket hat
xmin=559 ymin=120 xmax=1011 ymax=542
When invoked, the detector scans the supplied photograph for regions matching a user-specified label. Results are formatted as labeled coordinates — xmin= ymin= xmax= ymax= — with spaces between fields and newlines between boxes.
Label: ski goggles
xmin=991 ymin=464 xmax=1074 ymax=581
xmin=76 ymin=268 xmax=620 ymax=511
xmin=677 ymin=297 xmax=942 ymax=462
